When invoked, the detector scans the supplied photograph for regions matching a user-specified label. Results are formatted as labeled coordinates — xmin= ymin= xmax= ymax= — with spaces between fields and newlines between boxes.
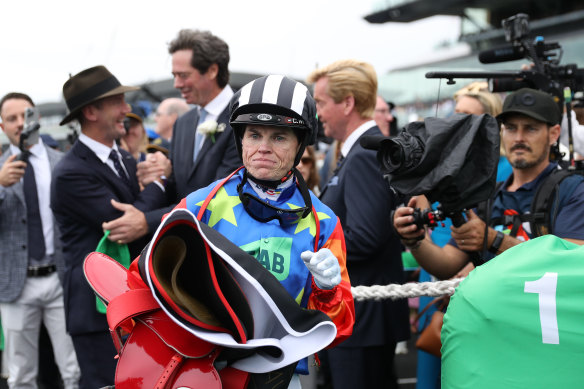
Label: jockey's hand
xmin=301 ymin=248 xmax=341 ymax=290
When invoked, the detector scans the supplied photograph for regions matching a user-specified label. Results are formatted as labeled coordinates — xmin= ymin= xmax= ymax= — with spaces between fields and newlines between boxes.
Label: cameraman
xmin=393 ymin=88 xmax=584 ymax=279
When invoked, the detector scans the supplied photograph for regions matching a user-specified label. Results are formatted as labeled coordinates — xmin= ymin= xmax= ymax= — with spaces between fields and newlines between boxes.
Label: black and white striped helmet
xmin=230 ymin=75 xmax=317 ymax=167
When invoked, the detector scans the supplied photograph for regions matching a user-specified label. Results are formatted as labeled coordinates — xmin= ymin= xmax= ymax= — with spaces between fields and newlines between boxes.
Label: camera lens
xmin=384 ymin=142 xmax=404 ymax=173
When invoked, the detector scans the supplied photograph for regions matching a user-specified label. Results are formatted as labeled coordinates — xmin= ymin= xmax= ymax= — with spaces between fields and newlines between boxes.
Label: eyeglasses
xmin=300 ymin=157 xmax=313 ymax=165
xmin=237 ymin=172 xmax=312 ymax=226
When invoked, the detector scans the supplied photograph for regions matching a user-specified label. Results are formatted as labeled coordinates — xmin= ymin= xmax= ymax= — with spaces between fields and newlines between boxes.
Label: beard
xmin=508 ymin=145 xmax=548 ymax=169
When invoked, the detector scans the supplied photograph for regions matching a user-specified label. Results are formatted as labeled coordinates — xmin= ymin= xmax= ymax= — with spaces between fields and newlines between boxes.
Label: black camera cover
xmin=386 ymin=113 xmax=500 ymax=213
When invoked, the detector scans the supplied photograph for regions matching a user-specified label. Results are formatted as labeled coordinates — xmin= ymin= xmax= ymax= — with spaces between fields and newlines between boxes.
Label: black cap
xmin=497 ymin=88 xmax=561 ymax=125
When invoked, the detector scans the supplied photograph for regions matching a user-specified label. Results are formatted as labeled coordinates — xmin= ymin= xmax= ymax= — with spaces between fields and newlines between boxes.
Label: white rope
xmin=351 ymin=278 xmax=464 ymax=301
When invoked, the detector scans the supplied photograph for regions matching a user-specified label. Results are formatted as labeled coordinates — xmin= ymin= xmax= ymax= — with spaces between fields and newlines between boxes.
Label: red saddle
xmin=84 ymin=252 xmax=248 ymax=389
xmin=84 ymin=207 xmax=337 ymax=388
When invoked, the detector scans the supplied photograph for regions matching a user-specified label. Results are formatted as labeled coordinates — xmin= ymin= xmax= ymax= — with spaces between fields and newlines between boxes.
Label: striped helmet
xmin=230 ymin=75 xmax=317 ymax=167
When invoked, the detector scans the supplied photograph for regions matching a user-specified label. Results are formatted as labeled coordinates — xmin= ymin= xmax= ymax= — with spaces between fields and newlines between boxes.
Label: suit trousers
xmin=0 ymin=272 xmax=80 ymax=389
xmin=70 ymin=332 xmax=117 ymax=389
xmin=324 ymin=342 xmax=398 ymax=389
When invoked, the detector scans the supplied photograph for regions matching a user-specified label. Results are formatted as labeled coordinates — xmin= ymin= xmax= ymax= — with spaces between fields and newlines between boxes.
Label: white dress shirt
xmin=341 ymin=120 xmax=377 ymax=158
xmin=10 ymin=141 xmax=55 ymax=256
xmin=203 ymin=85 xmax=234 ymax=123
xmin=78 ymin=133 xmax=129 ymax=178
xmin=198 ymin=85 xmax=235 ymax=149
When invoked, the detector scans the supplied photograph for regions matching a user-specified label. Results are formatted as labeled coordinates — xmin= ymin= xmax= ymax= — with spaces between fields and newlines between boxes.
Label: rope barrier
xmin=351 ymin=278 xmax=464 ymax=301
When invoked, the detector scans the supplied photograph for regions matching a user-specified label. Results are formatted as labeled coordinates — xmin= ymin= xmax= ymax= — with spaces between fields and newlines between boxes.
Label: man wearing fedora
xmin=50 ymin=65 xmax=167 ymax=389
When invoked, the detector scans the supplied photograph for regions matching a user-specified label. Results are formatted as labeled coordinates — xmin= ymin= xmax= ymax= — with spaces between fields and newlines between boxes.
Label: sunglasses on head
xmin=237 ymin=171 xmax=312 ymax=226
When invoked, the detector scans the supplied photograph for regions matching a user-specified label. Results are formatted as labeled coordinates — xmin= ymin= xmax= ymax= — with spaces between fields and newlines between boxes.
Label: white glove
xmin=300 ymin=248 xmax=341 ymax=290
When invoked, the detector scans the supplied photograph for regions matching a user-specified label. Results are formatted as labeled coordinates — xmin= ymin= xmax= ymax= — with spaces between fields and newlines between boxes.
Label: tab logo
xmin=240 ymin=237 xmax=292 ymax=281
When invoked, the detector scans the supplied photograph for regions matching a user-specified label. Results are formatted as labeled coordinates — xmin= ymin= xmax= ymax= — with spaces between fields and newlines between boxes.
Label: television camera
xmin=362 ymin=114 xmax=500 ymax=266
xmin=426 ymin=13 xmax=584 ymax=166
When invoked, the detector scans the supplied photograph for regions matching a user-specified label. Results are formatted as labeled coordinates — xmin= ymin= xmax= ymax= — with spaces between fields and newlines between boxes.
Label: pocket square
xmin=328 ymin=176 xmax=339 ymax=186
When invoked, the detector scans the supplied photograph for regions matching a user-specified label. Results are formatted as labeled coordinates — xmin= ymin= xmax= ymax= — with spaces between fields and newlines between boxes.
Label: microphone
xmin=478 ymin=45 xmax=525 ymax=64
xmin=360 ymin=135 xmax=387 ymax=150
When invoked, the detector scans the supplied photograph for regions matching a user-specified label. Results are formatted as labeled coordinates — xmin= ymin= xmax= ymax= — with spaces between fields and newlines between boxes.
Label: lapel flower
xmin=197 ymin=119 xmax=226 ymax=143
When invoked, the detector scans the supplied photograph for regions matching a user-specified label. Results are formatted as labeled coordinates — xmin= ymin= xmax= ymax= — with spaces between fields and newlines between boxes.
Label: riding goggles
xmin=237 ymin=171 xmax=312 ymax=226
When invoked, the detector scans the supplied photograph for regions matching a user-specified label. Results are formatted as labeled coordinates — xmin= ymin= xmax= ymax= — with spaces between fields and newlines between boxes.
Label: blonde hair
xmin=453 ymin=81 xmax=503 ymax=117
xmin=307 ymin=59 xmax=377 ymax=118
xmin=455 ymin=82 xmax=507 ymax=156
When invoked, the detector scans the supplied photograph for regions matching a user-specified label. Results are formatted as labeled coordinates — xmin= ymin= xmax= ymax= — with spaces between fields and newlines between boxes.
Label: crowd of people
xmin=1 ymin=26 xmax=583 ymax=389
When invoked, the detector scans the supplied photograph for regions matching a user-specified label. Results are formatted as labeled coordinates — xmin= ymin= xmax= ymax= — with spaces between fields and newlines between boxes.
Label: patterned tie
xmin=109 ymin=150 xmax=130 ymax=185
xmin=23 ymin=162 xmax=46 ymax=261
xmin=333 ymin=154 xmax=345 ymax=175
xmin=193 ymin=108 xmax=207 ymax=161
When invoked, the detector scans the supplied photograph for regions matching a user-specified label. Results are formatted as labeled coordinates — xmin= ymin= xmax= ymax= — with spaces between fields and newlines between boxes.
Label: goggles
xmin=237 ymin=171 xmax=312 ymax=226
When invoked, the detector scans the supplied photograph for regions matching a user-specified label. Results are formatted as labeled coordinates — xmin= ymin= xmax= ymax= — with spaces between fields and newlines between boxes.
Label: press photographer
xmin=0 ymin=102 xmax=41 ymax=187
xmin=0 ymin=92 xmax=80 ymax=388
xmin=392 ymin=88 xmax=584 ymax=279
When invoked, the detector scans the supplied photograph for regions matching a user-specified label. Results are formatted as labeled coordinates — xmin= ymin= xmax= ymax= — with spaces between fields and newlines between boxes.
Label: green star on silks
xmin=287 ymin=202 xmax=330 ymax=236
xmin=196 ymin=187 xmax=240 ymax=228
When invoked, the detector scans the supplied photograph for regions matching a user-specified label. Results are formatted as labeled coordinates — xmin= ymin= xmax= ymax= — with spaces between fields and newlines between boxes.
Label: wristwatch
xmin=489 ymin=231 xmax=505 ymax=254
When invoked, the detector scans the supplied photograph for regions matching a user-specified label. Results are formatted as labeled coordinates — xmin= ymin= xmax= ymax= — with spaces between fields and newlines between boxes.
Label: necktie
xmin=109 ymin=150 xmax=130 ymax=186
xmin=194 ymin=108 xmax=207 ymax=161
xmin=333 ymin=154 xmax=345 ymax=175
xmin=23 ymin=162 xmax=46 ymax=261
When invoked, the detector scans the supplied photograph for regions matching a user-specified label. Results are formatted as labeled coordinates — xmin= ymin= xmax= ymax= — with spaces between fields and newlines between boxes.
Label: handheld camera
xmin=18 ymin=107 xmax=41 ymax=162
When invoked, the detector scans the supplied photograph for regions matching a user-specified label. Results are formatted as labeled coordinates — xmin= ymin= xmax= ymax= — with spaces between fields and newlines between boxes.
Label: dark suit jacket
xmin=320 ymin=126 xmax=410 ymax=347
xmin=144 ymin=105 xmax=241 ymax=230
xmin=50 ymin=141 xmax=167 ymax=335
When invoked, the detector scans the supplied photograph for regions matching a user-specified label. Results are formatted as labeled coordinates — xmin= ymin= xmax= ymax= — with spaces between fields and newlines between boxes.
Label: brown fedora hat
xmin=60 ymin=65 xmax=139 ymax=125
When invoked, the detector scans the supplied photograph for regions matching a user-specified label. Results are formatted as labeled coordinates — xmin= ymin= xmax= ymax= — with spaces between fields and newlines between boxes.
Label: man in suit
xmin=307 ymin=60 xmax=410 ymax=389
xmin=0 ymin=93 xmax=80 ymax=388
xmin=103 ymin=29 xmax=241 ymax=242
xmin=50 ymin=66 xmax=167 ymax=389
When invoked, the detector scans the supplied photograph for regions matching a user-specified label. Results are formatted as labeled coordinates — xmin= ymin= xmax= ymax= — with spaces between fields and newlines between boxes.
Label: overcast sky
xmin=0 ymin=0 xmax=463 ymax=105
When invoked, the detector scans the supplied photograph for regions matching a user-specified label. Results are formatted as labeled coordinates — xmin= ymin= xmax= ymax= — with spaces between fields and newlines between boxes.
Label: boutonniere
xmin=197 ymin=120 xmax=226 ymax=143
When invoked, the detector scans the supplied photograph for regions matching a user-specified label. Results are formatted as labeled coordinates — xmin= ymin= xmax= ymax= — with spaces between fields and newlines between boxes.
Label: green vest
xmin=442 ymin=235 xmax=584 ymax=388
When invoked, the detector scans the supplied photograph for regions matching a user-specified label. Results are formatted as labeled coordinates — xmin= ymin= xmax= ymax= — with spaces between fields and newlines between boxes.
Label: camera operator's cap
xmin=497 ymin=88 xmax=561 ymax=126
xmin=126 ymin=104 xmax=146 ymax=123
xmin=60 ymin=65 xmax=139 ymax=125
